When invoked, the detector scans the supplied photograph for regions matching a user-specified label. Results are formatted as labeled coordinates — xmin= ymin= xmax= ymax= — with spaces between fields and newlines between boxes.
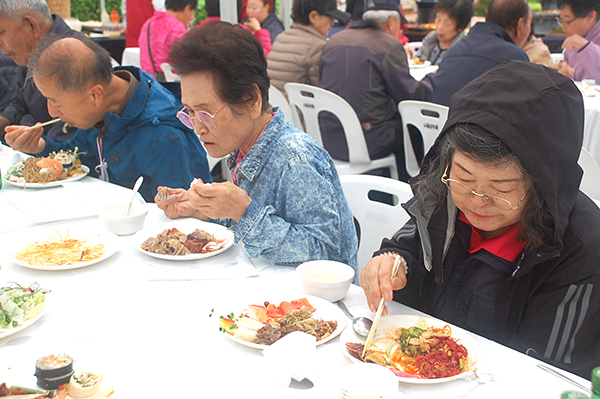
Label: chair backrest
xmin=160 ymin=63 xmax=181 ymax=82
xmin=578 ymin=147 xmax=600 ymax=200
xmin=121 ymin=47 xmax=141 ymax=67
xmin=398 ymin=100 xmax=449 ymax=177
xmin=340 ymin=174 xmax=413 ymax=275
xmin=284 ymin=83 xmax=371 ymax=163
xmin=268 ymin=85 xmax=294 ymax=123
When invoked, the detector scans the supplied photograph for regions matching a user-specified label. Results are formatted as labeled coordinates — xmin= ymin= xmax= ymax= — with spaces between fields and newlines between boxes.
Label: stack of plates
xmin=337 ymin=363 xmax=398 ymax=398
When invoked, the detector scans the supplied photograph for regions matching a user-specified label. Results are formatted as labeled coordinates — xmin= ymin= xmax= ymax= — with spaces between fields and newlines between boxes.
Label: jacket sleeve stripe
xmin=544 ymin=284 xmax=593 ymax=364
xmin=563 ymin=283 xmax=593 ymax=364
xmin=544 ymin=284 xmax=577 ymax=359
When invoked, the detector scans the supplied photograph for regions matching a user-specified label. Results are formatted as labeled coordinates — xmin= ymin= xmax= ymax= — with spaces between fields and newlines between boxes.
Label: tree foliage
xmin=70 ymin=0 xmax=207 ymax=23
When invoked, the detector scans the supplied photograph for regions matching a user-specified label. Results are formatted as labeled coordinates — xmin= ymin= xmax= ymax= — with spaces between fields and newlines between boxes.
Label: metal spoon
xmin=122 ymin=176 xmax=144 ymax=216
xmin=335 ymin=300 xmax=373 ymax=337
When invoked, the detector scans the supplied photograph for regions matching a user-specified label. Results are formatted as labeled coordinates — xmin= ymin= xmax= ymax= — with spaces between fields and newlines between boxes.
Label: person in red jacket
xmin=125 ymin=0 xmax=155 ymax=47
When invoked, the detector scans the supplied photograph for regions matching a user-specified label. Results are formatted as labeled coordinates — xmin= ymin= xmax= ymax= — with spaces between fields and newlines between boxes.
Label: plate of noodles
xmin=340 ymin=315 xmax=480 ymax=384
xmin=3 ymin=155 xmax=89 ymax=188
xmin=8 ymin=228 xmax=119 ymax=270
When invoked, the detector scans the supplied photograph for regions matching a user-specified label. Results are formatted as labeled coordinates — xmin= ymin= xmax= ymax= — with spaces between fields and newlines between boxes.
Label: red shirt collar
xmin=459 ymin=212 xmax=526 ymax=262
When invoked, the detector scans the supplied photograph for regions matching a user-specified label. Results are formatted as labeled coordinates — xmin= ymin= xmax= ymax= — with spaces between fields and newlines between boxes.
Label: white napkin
xmin=262 ymin=331 xmax=317 ymax=387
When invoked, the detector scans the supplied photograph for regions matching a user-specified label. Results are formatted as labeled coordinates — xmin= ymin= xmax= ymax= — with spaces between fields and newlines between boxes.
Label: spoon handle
xmin=335 ymin=300 xmax=354 ymax=319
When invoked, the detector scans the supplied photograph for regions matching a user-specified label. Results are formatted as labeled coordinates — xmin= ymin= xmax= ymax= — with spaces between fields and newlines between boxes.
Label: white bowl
xmin=296 ymin=260 xmax=355 ymax=302
xmin=99 ymin=203 xmax=148 ymax=235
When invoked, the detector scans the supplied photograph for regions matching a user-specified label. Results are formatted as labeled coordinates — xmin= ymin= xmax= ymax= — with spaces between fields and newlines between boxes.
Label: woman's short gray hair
xmin=0 ymin=0 xmax=51 ymax=21
xmin=362 ymin=9 xmax=399 ymax=24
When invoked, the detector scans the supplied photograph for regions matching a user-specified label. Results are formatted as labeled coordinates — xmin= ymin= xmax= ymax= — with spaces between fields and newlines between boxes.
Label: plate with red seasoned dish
xmin=340 ymin=315 xmax=480 ymax=384
xmin=217 ymin=295 xmax=346 ymax=349
xmin=133 ymin=219 xmax=234 ymax=260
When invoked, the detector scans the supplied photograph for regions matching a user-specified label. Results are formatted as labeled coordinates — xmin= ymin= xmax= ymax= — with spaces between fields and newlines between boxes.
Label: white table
xmin=409 ymin=65 xmax=438 ymax=82
xmin=0 ymin=145 xmax=593 ymax=398
xmin=582 ymin=92 xmax=600 ymax=167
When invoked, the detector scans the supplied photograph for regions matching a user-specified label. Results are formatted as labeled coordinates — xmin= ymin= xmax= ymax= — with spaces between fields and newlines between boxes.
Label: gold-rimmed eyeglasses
xmin=441 ymin=165 xmax=528 ymax=211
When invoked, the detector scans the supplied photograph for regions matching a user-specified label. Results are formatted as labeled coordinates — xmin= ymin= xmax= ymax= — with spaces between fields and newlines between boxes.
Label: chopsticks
xmin=362 ymin=255 xmax=403 ymax=358
xmin=23 ymin=118 xmax=62 ymax=131
xmin=537 ymin=364 xmax=593 ymax=394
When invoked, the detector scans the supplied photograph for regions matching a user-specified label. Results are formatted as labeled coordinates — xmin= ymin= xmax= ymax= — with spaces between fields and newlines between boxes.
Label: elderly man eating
xmin=5 ymin=35 xmax=212 ymax=201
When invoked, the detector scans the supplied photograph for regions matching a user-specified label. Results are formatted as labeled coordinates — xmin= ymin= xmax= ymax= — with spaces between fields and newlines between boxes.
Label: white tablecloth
xmin=583 ymin=93 xmax=600 ymax=167
xmin=0 ymin=145 xmax=593 ymax=398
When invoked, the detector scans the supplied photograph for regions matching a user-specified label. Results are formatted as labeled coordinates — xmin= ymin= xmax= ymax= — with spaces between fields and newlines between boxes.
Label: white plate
xmin=3 ymin=165 xmax=90 ymax=188
xmin=0 ymin=308 xmax=45 ymax=340
xmin=133 ymin=219 xmax=234 ymax=260
xmin=339 ymin=315 xmax=480 ymax=384
xmin=9 ymin=229 xmax=119 ymax=271
xmin=409 ymin=59 xmax=432 ymax=68
xmin=224 ymin=294 xmax=346 ymax=349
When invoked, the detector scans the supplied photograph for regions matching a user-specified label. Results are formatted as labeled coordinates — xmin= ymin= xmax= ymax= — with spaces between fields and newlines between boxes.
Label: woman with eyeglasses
xmin=417 ymin=0 xmax=473 ymax=66
xmin=155 ymin=20 xmax=358 ymax=270
xmin=556 ymin=0 xmax=600 ymax=81
xmin=360 ymin=61 xmax=600 ymax=378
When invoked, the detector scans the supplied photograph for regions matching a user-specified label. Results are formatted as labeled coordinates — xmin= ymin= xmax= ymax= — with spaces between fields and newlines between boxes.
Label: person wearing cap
xmin=424 ymin=0 xmax=532 ymax=106
xmin=360 ymin=61 xmax=600 ymax=378
xmin=319 ymin=0 xmax=432 ymax=182
xmin=267 ymin=0 xmax=350 ymax=95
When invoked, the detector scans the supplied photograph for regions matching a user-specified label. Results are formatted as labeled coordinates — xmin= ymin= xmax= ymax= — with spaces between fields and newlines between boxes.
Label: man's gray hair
xmin=28 ymin=34 xmax=113 ymax=93
xmin=0 ymin=0 xmax=52 ymax=21
xmin=362 ymin=9 xmax=399 ymax=24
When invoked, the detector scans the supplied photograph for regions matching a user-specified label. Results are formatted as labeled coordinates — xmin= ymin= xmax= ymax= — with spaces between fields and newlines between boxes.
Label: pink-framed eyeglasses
xmin=176 ymin=101 xmax=230 ymax=130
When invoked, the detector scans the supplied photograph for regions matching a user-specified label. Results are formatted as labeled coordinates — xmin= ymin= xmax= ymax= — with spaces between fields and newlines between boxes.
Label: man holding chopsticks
xmin=0 ymin=0 xmax=82 ymax=141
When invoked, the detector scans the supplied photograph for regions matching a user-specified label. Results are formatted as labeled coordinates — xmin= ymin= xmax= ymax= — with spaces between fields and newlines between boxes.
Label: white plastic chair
xmin=284 ymin=83 xmax=399 ymax=179
xmin=121 ymin=47 xmax=141 ymax=67
xmin=268 ymin=85 xmax=294 ymax=123
xmin=398 ymin=100 xmax=449 ymax=178
xmin=340 ymin=174 xmax=413 ymax=275
xmin=578 ymin=147 xmax=600 ymax=201
xmin=160 ymin=63 xmax=180 ymax=82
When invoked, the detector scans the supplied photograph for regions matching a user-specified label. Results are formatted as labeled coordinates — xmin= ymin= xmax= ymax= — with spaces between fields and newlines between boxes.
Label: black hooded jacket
xmin=376 ymin=61 xmax=600 ymax=378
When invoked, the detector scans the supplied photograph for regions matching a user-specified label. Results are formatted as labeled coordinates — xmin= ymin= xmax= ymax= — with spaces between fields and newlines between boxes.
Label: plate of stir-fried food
xmin=134 ymin=219 xmax=234 ymax=260
xmin=341 ymin=315 xmax=479 ymax=384
xmin=3 ymin=150 xmax=89 ymax=188
xmin=8 ymin=228 xmax=118 ymax=270
xmin=217 ymin=295 xmax=345 ymax=349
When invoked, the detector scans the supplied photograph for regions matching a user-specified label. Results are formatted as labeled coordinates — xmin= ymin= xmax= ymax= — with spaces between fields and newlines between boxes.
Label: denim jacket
xmin=212 ymin=108 xmax=358 ymax=271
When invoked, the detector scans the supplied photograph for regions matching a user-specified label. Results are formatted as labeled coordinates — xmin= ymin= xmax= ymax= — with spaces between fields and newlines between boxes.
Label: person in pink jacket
xmin=139 ymin=0 xmax=197 ymax=80
xmin=557 ymin=0 xmax=600 ymax=82
xmin=197 ymin=0 xmax=272 ymax=56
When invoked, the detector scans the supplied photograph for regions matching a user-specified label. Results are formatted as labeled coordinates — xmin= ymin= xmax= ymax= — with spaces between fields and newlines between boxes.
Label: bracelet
xmin=377 ymin=252 xmax=409 ymax=275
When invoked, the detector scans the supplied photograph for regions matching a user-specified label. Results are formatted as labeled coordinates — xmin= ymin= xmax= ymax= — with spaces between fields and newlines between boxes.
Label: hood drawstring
xmin=512 ymin=252 xmax=526 ymax=277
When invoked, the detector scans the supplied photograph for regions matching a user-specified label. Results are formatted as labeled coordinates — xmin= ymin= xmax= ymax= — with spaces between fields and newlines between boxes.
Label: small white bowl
xmin=296 ymin=260 xmax=355 ymax=302
xmin=99 ymin=203 xmax=148 ymax=235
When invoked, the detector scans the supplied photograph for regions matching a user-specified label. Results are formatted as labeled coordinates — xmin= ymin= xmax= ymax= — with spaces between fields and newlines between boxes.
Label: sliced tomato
xmin=246 ymin=304 xmax=268 ymax=323
xmin=279 ymin=301 xmax=295 ymax=315
xmin=266 ymin=303 xmax=285 ymax=320
xmin=291 ymin=298 xmax=316 ymax=313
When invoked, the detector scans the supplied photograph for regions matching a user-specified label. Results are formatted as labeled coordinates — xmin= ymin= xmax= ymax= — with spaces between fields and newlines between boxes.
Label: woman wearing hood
xmin=360 ymin=60 xmax=600 ymax=378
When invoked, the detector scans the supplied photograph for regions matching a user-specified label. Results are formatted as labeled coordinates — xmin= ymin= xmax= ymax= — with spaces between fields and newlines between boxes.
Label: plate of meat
xmin=133 ymin=219 xmax=234 ymax=260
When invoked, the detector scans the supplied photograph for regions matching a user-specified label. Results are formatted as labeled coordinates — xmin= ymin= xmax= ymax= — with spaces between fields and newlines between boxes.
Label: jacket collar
xmin=229 ymin=107 xmax=286 ymax=182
